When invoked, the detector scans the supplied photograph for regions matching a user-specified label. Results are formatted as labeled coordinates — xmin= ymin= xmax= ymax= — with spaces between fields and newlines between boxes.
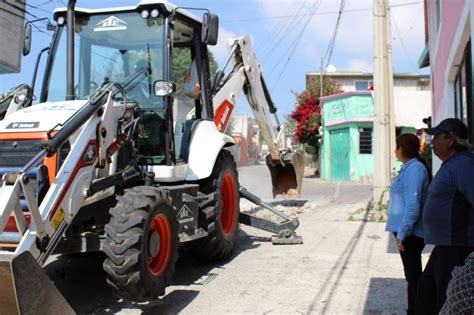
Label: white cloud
xmin=254 ymin=0 xmax=425 ymax=73
xmin=209 ymin=28 xmax=239 ymax=66
xmin=345 ymin=58 xmax=373 ymax=72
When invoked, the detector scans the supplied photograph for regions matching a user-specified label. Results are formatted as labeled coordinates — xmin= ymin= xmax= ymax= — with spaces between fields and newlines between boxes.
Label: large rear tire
xmin=187 ymin=150 xmax=239 ymax=261
xmin=103 ymin=187 xmax=178 ymax=302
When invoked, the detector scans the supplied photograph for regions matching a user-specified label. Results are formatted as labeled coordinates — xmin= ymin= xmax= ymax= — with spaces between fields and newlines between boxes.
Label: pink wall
xmin=432 ymin=0 xmax=465 ymax=116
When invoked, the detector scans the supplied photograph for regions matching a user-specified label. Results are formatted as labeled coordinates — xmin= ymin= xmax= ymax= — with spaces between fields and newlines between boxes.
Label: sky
xmin=0 ymin=0 xmax=428 ymax=121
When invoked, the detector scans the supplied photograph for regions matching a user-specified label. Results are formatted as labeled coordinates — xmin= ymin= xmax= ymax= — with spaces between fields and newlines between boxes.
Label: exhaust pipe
xmin=66 ymin=0 xmax=76 ymax=101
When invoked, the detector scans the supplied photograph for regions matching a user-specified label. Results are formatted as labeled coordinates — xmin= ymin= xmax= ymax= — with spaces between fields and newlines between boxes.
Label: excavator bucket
xmin=0 ymin=251 xmax=74 ymax=315
xmin=266 ymin=152 xmax=305 ymax=198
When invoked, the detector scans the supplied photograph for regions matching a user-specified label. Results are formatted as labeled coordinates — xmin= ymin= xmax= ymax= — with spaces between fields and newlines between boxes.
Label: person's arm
xmin=397 ymin=164 xmax=427 ymax=241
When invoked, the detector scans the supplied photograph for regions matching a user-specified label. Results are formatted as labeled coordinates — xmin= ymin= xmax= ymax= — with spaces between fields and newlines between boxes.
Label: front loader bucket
xmin=266 ymin=152 xmax=305 ymax=198
xmin=0 ymin=251 xmax=74 ymax=315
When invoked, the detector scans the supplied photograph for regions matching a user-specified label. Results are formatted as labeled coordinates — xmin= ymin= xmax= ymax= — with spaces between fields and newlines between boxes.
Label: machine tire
xmin=103 ymin=186 xmax=178 ymax=302
xmin=187 ymin=150 xmax=239 ymax=261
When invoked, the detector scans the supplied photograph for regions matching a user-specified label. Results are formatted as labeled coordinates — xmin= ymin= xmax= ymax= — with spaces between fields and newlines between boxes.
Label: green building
xmin=320 ymin=91 xmax=374 ymax=181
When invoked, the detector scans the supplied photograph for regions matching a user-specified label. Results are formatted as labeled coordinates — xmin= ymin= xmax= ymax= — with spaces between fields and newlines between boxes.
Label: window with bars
xmin=355 ymin=80 xmax=373 ymax=91
xmin=359 ymin=127 xmax=373 ymax=154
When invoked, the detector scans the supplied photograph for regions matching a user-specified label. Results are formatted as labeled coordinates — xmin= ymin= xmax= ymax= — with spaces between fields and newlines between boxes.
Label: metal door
xmin=330 ymin=128 xmax=350 ymax=181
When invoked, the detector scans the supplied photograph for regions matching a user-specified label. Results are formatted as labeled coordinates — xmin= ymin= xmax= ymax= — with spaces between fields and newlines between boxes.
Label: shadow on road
xmin=307 ymin=203 xmax=371 ymax=313
xmin=364 ymin=277 xmax=405 ymax=314
xmin=44 ymin=229 xmax=263 ymax=314
xmin=45 ymin=252 xmax=121 ymax=314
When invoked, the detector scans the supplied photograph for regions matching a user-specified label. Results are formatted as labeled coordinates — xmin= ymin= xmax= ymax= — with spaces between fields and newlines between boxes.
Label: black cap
xmin=424 ymin=118 xmax=468 ymax=139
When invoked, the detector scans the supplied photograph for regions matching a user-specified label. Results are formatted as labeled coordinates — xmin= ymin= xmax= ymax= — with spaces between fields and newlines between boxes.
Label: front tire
xmin=187 ymin=150 xmax=239 ymax=261
xmin=103 ymin=187 xmax=178 ymax=302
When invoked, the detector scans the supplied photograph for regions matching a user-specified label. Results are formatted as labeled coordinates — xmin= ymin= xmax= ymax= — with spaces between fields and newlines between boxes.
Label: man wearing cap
xmin=416 ymin=118 xmax=474 ymax=313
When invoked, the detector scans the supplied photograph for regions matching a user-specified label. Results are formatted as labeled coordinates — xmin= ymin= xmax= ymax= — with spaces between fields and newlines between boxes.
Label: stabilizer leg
xmin=239 ymin=186 xmax=303 ymax=245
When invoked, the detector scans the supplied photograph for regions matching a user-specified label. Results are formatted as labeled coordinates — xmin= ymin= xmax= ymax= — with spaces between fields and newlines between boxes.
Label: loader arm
xmin=212 ymin=36 xmax=286 ymax=160
xmin=211 ymin=36 xmax=304 ymax=196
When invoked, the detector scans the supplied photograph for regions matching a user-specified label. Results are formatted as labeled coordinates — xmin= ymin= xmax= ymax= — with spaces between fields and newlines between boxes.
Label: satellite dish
xmin=326 ymin=65 xmax=336 ymax=73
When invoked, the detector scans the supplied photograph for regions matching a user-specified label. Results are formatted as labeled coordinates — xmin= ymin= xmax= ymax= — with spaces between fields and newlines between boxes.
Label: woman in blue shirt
xmin=386 ymin=133 xmax=431 ymax=315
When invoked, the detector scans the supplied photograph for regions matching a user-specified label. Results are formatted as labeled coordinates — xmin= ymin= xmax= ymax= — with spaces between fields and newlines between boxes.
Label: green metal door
xmin=330 ymin=128 xmax=350 ymax=181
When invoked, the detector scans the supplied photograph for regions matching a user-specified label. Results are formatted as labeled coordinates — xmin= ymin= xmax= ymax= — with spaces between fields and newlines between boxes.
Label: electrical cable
xmin=400 ymin=3 xmax=423 ymax=41
xmin=2 ymin=2 xmax=50 ymax=34
xmin=270 ymin=1 xmax=322 ymax=91
xmin=256 ymin=1 xmax=300 ymax=52
xmin=390 ymin=9 xmax=417 ymax=72
xmin=15 ymin=0 xmax=53 ymax=24
xmin=23 ymin=1 xmax=55 ymax=15
xmin=256 ymin=1 xmax=305 ymax=55
xmin=322 ymin=0 xmax=347 ymax=71
xmin=258 ymin=1 xmax=310 ymax=60
xmin=260 ymin=1 xmax=317 ymax=64
xmin=221 ymin=1 xmax=422 ymax=23
xmin=3 ymin=1 xmax=39 ymax=18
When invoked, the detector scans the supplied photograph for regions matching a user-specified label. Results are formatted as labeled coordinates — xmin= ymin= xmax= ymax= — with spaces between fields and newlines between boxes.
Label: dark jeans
xmin=415 ymin=245 xmax=474 ymax=314
xmin=394 ymin=233 xmax=425 ymax=314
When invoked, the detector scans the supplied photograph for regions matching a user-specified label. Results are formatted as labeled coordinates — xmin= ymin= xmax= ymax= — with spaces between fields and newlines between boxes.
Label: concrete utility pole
xmin=372 ymin=0 xmax=396 ymax=204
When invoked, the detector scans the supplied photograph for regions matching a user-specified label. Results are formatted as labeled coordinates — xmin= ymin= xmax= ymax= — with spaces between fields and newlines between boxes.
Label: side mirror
xmin=154 ymin=80 xmax=176 ymax=97
xmin=201 ymin=13 xmax=219 ymax=46
xmin=23 ymin=24 xmax=32 ymax=56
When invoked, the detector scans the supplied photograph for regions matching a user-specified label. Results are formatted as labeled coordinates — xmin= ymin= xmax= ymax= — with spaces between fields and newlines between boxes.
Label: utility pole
xmin=372 ymin=0 xmax=395 ymax=204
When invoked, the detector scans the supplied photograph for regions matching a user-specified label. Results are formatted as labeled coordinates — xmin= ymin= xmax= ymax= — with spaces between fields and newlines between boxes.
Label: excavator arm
xmin=211 ymin=36 xmax=305 ymax=197
xmin=0 ymin=84 xmax=33 ymax=120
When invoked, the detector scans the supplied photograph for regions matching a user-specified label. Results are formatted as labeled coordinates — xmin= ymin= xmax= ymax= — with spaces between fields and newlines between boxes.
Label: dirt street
xmin=45 ymin=163 xmax=428 ymax=314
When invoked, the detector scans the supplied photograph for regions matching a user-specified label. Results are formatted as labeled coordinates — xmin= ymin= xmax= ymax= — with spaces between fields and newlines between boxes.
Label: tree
xmin=290 ymin=77 xmax=343 ymax=165
xmin=172 ymin=48 xmax=218 ymax=91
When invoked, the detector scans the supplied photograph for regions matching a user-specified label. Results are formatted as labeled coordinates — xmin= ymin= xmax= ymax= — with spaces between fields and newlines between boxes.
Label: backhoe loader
xmin=0 ymin=1 xmax=304 ymax=313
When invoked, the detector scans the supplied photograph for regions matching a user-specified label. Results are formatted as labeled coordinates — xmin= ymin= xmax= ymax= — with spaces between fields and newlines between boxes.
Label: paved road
xmin=44 ymin=163 xmax=421 ymax=314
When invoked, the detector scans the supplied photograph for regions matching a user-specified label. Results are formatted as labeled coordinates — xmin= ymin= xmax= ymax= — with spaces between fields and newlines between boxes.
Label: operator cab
xmin=44 ymin=2 xmax=218 ymax=172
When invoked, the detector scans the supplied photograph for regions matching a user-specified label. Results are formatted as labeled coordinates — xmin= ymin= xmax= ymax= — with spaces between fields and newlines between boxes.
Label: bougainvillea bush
xmin=290 ymin=78 xmax=344 ymax=150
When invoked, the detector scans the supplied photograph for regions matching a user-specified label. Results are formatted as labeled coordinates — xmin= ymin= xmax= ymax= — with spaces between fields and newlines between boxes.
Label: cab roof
xmin=53 ymin=0 xmax=201 ymax=23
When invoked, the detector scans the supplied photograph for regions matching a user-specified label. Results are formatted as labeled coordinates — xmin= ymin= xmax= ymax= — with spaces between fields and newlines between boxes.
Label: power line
xmin=14 ymin=0 xmax=52 ymax=28
xmin=3 ymin=1 xmax=39 ymax=19
xmin=390 ymin=9 xmax=417 ymax=71
xmin=36 ymin=0 xmax=55 ymax=6
xmin=256 ymin=1 xmax=304 ymax=54
xmin=258 ymin=1 xmax=309 ymax=59
xmin=2 ymin=2 xmax=51 ymax=35
xmin=400 ymin=3 xmax=423 ymax=40
xmin=260 ymin=1 xmax=315 ymax=63
xmin=323 ymin=0 xmax=347 ymax=70
xmin=271 ymin=1 xmax=322 ymax=91
xmin=221 ymin=1 xmax=421 ymax=23
xmin=20 ymin=0 xmax=54 ymax=16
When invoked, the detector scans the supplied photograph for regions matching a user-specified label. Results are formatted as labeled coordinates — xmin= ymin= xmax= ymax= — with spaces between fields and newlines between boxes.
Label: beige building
xmin=0 ymin=1 xmax=26 ymax=73
xmin=307 ymin=72 xmax=432 ymax=129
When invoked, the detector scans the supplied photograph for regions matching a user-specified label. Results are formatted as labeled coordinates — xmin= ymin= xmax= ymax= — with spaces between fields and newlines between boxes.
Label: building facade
xmin=308 ymin=72 xmax=431 ymax=181
xmin=319 ymin=92 xmax=374 ymax=181
xmin=307 ymin=72 xmax=432 ymax=129
xmin=419 ymin=0 xmax=473 ymax=170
